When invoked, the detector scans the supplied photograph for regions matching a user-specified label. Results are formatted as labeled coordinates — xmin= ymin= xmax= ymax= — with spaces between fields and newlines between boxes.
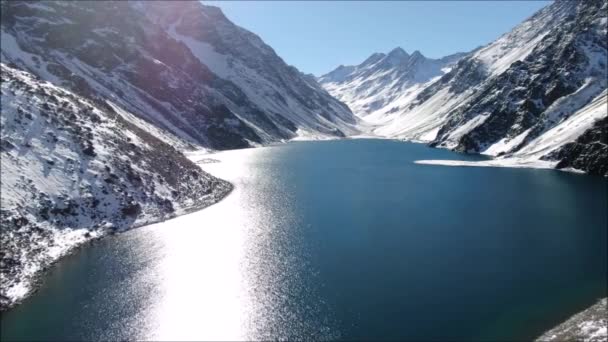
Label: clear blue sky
xmin=205 ymin=1 xmax=551 ymax=76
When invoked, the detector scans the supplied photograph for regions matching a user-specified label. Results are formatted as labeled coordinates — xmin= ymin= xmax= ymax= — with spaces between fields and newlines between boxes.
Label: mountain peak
xmin=361 ymin=52 xmax=386 ymax=66
xmin=410 ymin=50 xmax=424 ymax=59
xmin=388 ymin=47 xmax=408 ymax=57
xmin=386 ymin=47 xmax=409 ymax=66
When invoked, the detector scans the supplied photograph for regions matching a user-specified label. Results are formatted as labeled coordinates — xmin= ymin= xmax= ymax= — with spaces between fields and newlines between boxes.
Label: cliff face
xmin=551 ymin=117 xmax=607 ymax=175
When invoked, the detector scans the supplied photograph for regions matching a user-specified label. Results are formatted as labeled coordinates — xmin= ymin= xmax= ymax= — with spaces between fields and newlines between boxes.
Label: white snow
xmin=414 ymin=90 xmax=607 ymax=173
xmin=373 ymin=87 xmax=475 ymax=141
xmin=538 ymin=298 xmax=607 ymax=342
xmin=482 ymin=128 xmax=532 ymax=156
xmin=414 ymin=158 xmax=557 ymax=170
xmin=0 ymin=63 xmax=230 ymax=308
xmin=167 ymin=24 xmax=231 ymax=79
xmin=319 ymin=49 xmax=462 ymax=124
xmin=419 ymin=127 xmax=441 ymax=141
xmin=320 ymin=1 xmax=606 ymax=176
xmin=444 ymin=113 xmax=490 ymax=147
xmin=579 ymin=320 xmax=608 ymax=341
xmin=472 ymin=1 xmax=572 ymax=76
xmin=290 ymin=128 xmax=340 ymax=141
xmin=161 ymin=15 xmax=359 ymax=139
xmin=515 ymin=89 xmax=607 ymax=159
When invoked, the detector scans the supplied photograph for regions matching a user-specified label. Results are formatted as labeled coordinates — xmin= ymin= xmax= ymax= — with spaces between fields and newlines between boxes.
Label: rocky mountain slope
xmin=323 ymin=0 xmax=607 ymax=176
xmin=319 ymin=48 xmax=465 ymax=124
xmin=0 ymin=63 xmax=233 ymax=309
xmin=1 ymin=0 xmax=358 ymax=151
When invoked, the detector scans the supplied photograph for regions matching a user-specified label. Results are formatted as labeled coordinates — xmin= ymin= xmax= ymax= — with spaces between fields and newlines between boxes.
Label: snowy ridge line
xmin=322 ymin=0 xmax=607 ymax=176
xmin=1 ymin=0 xmax=359 ymax=152
xmin=319 ymin=47 xmax=465 ymax=123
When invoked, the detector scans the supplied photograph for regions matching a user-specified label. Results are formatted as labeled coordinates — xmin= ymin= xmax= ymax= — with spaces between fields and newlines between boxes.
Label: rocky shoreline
xmin=0 ymin=63 xmax=235 ymax=311
xmin=537 ymin=298 xmax=607 ymax=342
xmin=0 ymin=181 xmax=233 ymax=312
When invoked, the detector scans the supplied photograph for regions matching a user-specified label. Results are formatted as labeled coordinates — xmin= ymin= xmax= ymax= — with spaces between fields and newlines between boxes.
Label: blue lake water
xmin=1 ymin=139 xmax=606 ymax=341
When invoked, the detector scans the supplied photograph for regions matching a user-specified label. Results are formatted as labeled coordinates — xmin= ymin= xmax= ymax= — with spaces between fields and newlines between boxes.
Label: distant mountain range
xmin=319 ymin=48 xmax=466 ymax=123
xmin=320 ymin=0 xmax=607 ymax=176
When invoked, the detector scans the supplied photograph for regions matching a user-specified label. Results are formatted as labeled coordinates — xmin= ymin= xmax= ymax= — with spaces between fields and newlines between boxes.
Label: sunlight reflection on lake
xmin=1 ymin=140 xmax=605 ymax=341
xmin=146 ymin=146 xmax=329 ymax=340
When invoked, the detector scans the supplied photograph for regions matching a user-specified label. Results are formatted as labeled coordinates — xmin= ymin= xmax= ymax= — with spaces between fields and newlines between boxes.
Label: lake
xmin=1 ymin=139 xmax=606 ymax=341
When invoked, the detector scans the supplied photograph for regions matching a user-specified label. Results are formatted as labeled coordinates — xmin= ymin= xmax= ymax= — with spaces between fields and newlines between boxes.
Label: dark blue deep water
xmin=2 ymin=139 xmax=606 ymax=341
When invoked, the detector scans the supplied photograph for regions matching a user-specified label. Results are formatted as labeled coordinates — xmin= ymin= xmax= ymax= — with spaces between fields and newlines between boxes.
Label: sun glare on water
xmin=139 ymin=148 xmax=296 ymax=340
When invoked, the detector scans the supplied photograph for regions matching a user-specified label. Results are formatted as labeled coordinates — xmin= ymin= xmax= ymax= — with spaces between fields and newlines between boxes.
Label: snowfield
xmin=319 ymin=48 xmax=464 ymax=126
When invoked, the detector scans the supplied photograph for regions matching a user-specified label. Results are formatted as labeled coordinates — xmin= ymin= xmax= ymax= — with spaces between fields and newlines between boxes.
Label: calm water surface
xmin=1 ymin=139 xmax=606 ymax=341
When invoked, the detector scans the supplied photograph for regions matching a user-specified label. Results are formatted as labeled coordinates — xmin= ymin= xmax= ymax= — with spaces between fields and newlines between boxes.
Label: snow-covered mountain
xmin=1 ymin=0 xmax=358 ymax=150
xmin=0 ymin=0 xmax=361 ymax=310
xmin=323 ymin=0 xmax=607 ymax=176
xmin=426 ymin=0 xmax=607 ymax=173
xmin=0 ymin=63 xmax=232 ymax=309
xmin=319 ymin=48 xmax=465 ymax=124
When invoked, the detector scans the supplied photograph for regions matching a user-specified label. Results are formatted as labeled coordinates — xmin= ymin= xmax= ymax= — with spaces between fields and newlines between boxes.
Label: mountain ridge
xmin=1 ymin=0 xmax=359 ymax=151
xmin=318 ymin=47 xmax=466 ymax=124
xmin=321 ymin=0 xmax=607 ymax=176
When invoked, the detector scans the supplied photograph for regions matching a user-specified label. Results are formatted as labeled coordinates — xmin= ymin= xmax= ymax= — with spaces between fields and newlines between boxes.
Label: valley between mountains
xmin=0 ymin=0 xmax=606 ymax=340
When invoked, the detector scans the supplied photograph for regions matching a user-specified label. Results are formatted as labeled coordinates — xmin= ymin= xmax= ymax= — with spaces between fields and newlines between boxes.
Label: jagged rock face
xmin=551 ymin=117 xmax=607 ymax=176
xmin=318 ymin=47 xmax=465 ymax=122
xmin=0 ymin=63 xmax=232 ymax=309
xmin=433 ymin=0 xmax=607 ymax=159
xmin=0 ymin=0 xmax=358 ymax=150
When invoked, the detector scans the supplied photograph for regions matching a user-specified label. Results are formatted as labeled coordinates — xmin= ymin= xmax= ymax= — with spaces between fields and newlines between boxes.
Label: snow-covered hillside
xmin=0 ymin=0 xmax=358 ymax=150
xmin=0 ymin=63 xmax=232 ymax=310
xmin=323 ymin=0 xmax=608 ymax=176
xmin=537 ymin=298 xmax=607 ymax=342
xmin=319 ymin=48 xmax=465 ymax=124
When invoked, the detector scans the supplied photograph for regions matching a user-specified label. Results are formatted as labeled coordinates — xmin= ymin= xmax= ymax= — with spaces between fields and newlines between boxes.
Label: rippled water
xmin=1 ymin=139 xmax=606 ymax=341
